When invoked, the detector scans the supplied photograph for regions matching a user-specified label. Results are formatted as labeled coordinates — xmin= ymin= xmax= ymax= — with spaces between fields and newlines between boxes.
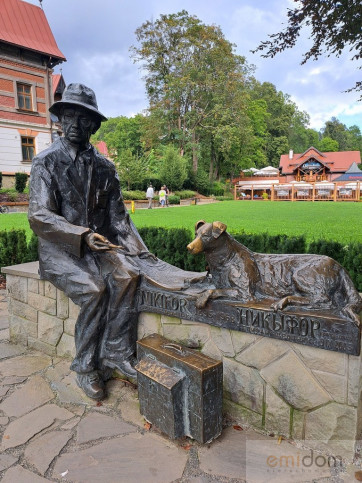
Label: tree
xmin=318 ymin=136 xmax=339 ymax=152
xmin=253 ymin=0 xmax=362 ymax=95
xmin=131 ymin=11 xmax=251 ymax=174
xmin=158 ymin=145 xmax=188 ymax=190
xmin=115 ymin=149 xmax=147 ymax=190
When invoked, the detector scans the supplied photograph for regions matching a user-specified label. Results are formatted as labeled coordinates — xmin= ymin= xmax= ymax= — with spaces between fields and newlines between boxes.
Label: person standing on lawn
xmin=159 ymin=186 xmax=166 ymax=207
xmin=146 ymin=184 xmax=154 ymax=209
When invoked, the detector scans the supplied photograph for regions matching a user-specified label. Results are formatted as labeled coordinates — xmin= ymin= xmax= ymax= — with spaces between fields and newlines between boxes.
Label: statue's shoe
xmin=103 ymin=357 xmax=137 ymax=380
xmin=76 ymin=371 xmax=105 ymax=400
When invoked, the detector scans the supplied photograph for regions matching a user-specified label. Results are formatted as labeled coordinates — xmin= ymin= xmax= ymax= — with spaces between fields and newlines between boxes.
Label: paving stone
xmin=312 ymin=370 xmax=347 ymax=404
xmin=28 ymin=292 xmax=56 ymax=316
xmin=230 ymin=331 xmax=260 ymax=354
xmin=292 ymin=343 xmax=347 ymax=375
xmin=0 ymin=341 xmax=26 ymax=359
xmin=117 ymin=385 xmax=144 ymax=428
xmin=60 ymin=417 xmax=81 ymax=430
xmin=264 ymin=385 xmax=291 ymax=437
xmin=305 ymin=402 xmax=358 ymax=457
xmin=1 ymin=404 xmax=73 ymax=450
xmin=260 ymin=351 xmax=331 ymax=411
xmin=9 ymin=298 xmax=37 ymax=322
xmin=56 ymin=333 xmax=75 ymax=359
xmin=0 ymin=454 xmax=17 ymax=471
xmin=209 ymin=327 xmax=235 ymax=357
xmin=2 ymin=465 xmax=52 ymax=482
xmin=137 ymin=312 xmax=161 ymax=339
xmin=7 ymin=275 xmax=28 ymax=303
xmin=199 ymin=426 xmax=331 ymax=482
xmin=223 ymin=357 xmax=264 ymax=413
xmin=0 ymin=328 xmax=9 ymax=340
xmin=0 ymin=315 xmax=10 ymax=330
xmin=52 ymin=432 xmax=188 ymax=482
xmin=236 ymin=337 xmax=289 ymax=370
xmin=292 ymin=409 xmax=305 ymax=439
xmin=45 ymin=359 xmax=70 ymax=383
xmin=76 ymin=411 xmax=135 ymax=444
xmin=0 ymin=415 xmax=9 ymax=425
xmin=0 ymin=354 xmax=52 ymax=377
xmin=2 ymin=375 xmax=27 ymax=385
xmin=0 ymin=375 xmax=54 ymax=417
xmin=50 ymin=372 xmax=90 ymax=405
xmin=24 ymin=430 xmax=72 ymax=475
xmin=0 ymin=386 xmax=9 ymax=397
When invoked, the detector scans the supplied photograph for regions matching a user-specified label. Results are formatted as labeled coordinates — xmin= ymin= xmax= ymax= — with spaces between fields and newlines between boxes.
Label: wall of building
xmin=0 ymin=45 xmax=54 ymax=174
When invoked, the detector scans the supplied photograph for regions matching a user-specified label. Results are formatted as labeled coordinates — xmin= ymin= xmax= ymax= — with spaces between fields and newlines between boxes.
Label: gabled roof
xmin=0 ymin=0 xmax=66 ymax=62
xmin=95 ymin=141 xmax=110 ymax=157
xmin=52 ymin=73 xmax=66 ymax=95
xmin=280 ymin=147 xmax=361 ymax=174
xmin=333 ymin=162 xmax=362 ymax=181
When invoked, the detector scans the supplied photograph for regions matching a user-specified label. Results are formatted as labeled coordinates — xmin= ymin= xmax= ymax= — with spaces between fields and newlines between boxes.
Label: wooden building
xmin=0 ymin=0 xmax=66 ymax=186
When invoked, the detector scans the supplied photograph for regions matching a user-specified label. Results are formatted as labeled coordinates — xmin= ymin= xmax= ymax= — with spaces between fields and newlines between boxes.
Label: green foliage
xmin=159 ymin=145 xmax=188 ymax=190
xmin=116 ymin=149 xmax=147 ymax=191
xmin=174 ymin=190 xmax=196 ymax=199
xmin=0 ymin=230 xmax=28 ymax=267
xmin=215 ymin=196 xmax=233 ymax=201
xmin=318 ymin=136 xmax=339 ymax=152
xmin=121 ymin=190 xmax=146 ymax=200
xmin=168 ymin=195 xmax=180 ymax=205
xmin=15 ymin=173 xmax=28 ymax=193
xmin=0 ymin=188 xmax=19 ymax=202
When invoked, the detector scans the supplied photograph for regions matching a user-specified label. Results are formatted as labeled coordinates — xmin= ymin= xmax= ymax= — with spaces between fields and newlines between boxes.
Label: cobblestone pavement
xmin=0 ymin=289 xmax=360 ymax=482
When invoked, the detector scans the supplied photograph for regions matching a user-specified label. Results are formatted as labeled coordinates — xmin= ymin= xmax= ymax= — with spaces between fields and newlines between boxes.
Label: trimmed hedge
xmin=15 ymin=173 xmax=28 ymax=193
xmin=1 ymin=228 xmax=361 ymax=291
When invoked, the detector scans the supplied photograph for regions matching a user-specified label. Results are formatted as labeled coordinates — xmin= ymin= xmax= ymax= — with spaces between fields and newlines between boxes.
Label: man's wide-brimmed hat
xmin=49 ymin=83 xmax=107 ymax=121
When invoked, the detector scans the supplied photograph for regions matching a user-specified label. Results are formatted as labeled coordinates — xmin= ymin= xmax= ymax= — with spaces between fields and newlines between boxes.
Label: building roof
xmin=333 ymin=162 xmax=362 ymax=181
xmin=0 ymin=0 xmax=66 ymax=61
xmin=52 ymin=73 xmax=65 ymax=95
xmin=280 ymin=147 xmax=361 ymax=174
xmin=95 ymin=141 xmax=110 ymax=157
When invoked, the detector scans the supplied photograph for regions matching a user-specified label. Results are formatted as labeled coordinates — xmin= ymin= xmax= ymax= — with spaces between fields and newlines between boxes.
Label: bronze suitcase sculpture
xmin=136 ymin=333 xmax=223 ymax=443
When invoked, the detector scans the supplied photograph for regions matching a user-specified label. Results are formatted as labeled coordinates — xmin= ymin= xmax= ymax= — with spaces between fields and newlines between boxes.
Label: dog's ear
xmin=195 ymin=220 xmax=206 ymax=233
xmin=212 ymin=221 xmax=227 ymax=238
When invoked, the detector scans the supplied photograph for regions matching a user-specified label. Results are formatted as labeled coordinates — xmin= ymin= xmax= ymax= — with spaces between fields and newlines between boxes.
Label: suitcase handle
xmin=162 ymin=343 xmax=186 ymax=356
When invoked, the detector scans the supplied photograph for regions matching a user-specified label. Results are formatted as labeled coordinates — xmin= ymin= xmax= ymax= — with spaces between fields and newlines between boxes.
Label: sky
xmin=29 ymin=0 xmax=362 ymax=133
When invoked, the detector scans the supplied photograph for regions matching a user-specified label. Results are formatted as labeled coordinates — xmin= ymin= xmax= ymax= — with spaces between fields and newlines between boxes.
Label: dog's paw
xmin=271 ymin=298 xmax=287 ymax=312
xmin=195 ymin=290 xmax=213 ymax=309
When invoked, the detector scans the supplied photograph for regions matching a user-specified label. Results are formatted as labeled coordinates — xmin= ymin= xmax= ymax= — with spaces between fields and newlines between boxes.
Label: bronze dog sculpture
xmin=187 ymin=220 xmax=362 ymax=324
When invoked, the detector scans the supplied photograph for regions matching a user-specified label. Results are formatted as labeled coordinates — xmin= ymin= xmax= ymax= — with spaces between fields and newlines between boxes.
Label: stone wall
xmin=3 ymin=262 xmax=362 ymax=458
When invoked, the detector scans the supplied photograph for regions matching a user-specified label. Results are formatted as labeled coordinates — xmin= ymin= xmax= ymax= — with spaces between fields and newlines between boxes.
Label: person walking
xmin=159 ymin=186 xmax=166 ymax=207
xmin=146 ymin=184 xmax=154 ymax=209
xmin=164 ymin=185 xmax=170 ymax=207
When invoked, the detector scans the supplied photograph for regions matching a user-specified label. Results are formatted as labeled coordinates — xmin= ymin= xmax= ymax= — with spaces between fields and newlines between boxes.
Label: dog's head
xmin=187 ymin=220 xmax=227 ymax=254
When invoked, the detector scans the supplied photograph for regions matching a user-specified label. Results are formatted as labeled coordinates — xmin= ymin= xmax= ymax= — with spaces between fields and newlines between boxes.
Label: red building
xmin=0 ymin=0 xmax=66 ymax=186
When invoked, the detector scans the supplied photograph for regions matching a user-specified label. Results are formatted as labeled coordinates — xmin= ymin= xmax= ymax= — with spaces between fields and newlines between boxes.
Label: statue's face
xmin=60 ymin=106 xmax=95 ymax=147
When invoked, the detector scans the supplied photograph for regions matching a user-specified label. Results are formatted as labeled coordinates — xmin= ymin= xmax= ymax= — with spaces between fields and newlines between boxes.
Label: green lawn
xmin=1 ymin=201 xmax=361 ymax=243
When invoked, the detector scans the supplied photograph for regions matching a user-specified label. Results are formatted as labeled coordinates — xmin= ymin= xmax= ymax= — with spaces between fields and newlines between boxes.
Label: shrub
xmin=15 ymin=173 xmax=28 ymax=193
xmin=0 ymin=229 xmax=28 ymax=267
xmin=174 ymin=190 xmax=196 ymax=199
xmin=215 ymin=196 xmax=232 ymax=201
xmin=168 ymin=195 xmax=180 ymax=205
xmin=121 ymin=190 xmax=146 ymax=200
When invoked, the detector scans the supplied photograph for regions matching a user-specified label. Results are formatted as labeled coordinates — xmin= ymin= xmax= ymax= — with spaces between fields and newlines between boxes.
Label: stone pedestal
xmin=2 ymin=261 xmax=362 ymax=459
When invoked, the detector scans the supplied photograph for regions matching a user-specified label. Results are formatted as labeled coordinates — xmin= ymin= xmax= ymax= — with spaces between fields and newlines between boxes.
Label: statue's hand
xmin=85 ymin=233 xmax=115 ymax=251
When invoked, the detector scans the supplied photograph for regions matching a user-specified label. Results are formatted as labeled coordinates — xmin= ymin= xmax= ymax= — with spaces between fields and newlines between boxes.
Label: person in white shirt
xmin=146 ymin=184 xmax=154 ymax=209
